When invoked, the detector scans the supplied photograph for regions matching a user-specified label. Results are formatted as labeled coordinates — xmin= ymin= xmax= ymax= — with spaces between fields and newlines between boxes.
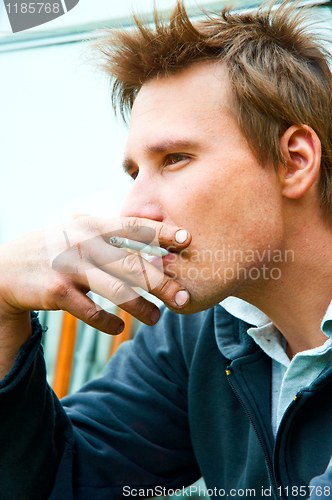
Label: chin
xmin=170 ymin=278 xmax=232 ymax=315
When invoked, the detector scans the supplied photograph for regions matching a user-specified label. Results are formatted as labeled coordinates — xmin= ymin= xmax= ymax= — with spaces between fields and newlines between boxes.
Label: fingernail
xmin=175 ymin=229 xmax=188 ymax=244
xmin=116 ymin=323 xmax=125 ymax=335
xmin=150 ymin=307 xmax=160 ymax=324
xmin=175 ymin=290 xmax=189 ymax=307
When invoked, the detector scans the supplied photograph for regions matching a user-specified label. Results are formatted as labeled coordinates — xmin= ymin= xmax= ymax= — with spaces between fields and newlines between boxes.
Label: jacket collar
xmin=214 ymin=302 xmax=257 ymax=360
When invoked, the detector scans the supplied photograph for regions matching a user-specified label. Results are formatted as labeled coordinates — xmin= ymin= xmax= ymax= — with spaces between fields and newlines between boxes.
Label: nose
xmin=120 ymin=173 xmax=164 ymax=222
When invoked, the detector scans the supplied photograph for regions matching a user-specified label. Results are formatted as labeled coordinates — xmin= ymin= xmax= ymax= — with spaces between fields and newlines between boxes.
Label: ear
xmin=279 ymin=125 xmax=321 ymax=199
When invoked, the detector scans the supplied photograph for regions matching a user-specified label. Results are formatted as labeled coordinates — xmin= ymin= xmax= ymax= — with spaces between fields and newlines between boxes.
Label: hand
xmin=0 ymin=216 xmax=191 ymax=335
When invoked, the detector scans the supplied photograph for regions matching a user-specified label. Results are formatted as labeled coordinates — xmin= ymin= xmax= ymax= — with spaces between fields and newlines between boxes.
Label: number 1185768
xmin=6 ymin=3 xmax=60 ymax=14
xmin=278 ymin=485 xmax=331 ymax=497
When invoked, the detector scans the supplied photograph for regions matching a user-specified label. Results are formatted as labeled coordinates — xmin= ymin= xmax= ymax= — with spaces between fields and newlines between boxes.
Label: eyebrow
xmin=122 ymin=138 xmax=201 ymax=173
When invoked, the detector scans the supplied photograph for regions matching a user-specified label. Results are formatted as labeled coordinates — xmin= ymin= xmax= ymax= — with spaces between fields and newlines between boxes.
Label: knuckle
xmin=48 ymin=277 xmax=72 ymax=304
xmin=121 ymin=217 xmax=140 ymax=231
xmin=121 ymin=217 xmax=143 ymax=241
xmin=121 ymin=217 xmax=159 ymax=243
xmin=155 ymin=222 xmax=165 ymax=242
xmin=132 ymin=296 xmax=149 ymax=316
xmin=85 ymin=308 xmax=120 ymax=334
xmin=85 ymin=305 xmax=103 ymax=324
xmin=121 ymin=253 xmax=144 ymax=277
xmin=154 ymin=276 xmax=174 ymax=297
xmin=107 ymin=278 xmax=128 ymax=299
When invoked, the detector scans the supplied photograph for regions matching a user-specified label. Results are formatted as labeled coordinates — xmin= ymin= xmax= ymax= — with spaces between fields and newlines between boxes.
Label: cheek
xmin=160 ymin=182 xmax=201 ymax=222
xmin=162 ymin=162 xmax=282 ymax=244
xmin=162 ymin=175 xmax=231 ymax=236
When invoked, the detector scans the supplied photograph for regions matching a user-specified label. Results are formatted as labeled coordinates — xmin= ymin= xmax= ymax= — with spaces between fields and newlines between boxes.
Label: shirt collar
xmin=220 ymin=296 xmax=332 ymax=368
xmin=321 ymin=301 xmax=332 ymax=339
xmin=220 ymin=296 xmax=270 ymax=328
xmin=221 ymin=296 xmax=332 ymax=339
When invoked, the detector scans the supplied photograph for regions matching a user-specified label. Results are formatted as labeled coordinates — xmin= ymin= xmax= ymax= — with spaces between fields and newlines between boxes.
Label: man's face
xmin=121 ymin=62 xmax=284 ymax=313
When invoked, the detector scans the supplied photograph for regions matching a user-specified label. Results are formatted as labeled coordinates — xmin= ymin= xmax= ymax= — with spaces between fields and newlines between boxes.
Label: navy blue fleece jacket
xmin=1 ymin=307 xmax=332 ymax=499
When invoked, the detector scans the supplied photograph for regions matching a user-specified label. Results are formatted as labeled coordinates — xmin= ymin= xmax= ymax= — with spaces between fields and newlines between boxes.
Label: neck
xmin=237 ymin=213 xmax=332 ymax=358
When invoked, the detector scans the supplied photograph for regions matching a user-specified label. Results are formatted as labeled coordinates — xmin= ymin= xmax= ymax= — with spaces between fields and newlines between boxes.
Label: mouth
xmin=145 ymin=251 xmax=176 ymax=266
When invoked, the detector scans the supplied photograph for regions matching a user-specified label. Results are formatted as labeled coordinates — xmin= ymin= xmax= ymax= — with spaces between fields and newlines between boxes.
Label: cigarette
xmin=110 ymin=236 xmax=169 ymax=257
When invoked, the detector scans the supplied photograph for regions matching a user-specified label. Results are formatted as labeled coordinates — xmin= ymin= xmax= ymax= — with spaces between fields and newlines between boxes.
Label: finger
xmin=149 ymin=274 xmax=190 ymax=309
xmin=121 ymin=217 xmax=192 ymax=250
xmin=86 ymin=250 xmax=190 ymax=311
xmin=51 ymin=216 xmax=192 ymax=276
xmin=61 ymin=236 xmax=160 ymax=292
xmin=85 ymin=240 xmax=185 ymax=305
xmin=52 ymin=239 xmax=127 ymax=274
xmin=86 ymin=265 xmax=140 ymax=304
xmin=98 ymin=249 xmax=162 ymax=292
xmin=84 ymin=216 xmax=192 ymax=250
xmin=55 ymin=287 xmax=125 ymax=335
xmin=53 ymin=237 xmax=190 ymax=311
xmin=85 ymin=267 xmax=161 ymax=325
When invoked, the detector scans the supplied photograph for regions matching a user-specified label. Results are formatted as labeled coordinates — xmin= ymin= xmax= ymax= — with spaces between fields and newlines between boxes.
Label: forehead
xmin=126 ymin=61 xmax=237 ymax=150
xmin=135 ymin=60 xmax=233 ymax=107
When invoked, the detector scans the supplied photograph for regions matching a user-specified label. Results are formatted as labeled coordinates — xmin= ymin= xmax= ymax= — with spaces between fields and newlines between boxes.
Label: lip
xmin=145 ymin=251 xmax=177 ymax=267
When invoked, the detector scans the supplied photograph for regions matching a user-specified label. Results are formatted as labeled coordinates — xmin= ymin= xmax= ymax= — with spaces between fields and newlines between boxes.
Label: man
xmin=1 ymin=1 xmax=332 ymax=498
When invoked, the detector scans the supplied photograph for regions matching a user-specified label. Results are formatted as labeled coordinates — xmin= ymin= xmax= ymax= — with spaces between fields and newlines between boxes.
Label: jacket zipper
xmin=226 ymin=367 xmax=285 ymax=500
xmin=273 ymin=392 xmax=303 ymax=496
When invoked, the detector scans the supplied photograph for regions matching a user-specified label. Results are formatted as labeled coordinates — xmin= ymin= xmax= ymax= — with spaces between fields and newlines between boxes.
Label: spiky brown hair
xmin=93 ymin=1 xmax=332 ymax=220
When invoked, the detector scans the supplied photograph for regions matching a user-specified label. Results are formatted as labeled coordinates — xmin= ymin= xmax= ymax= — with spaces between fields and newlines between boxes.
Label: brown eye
xmin=168 ymin=154 xmax=188 ymax=164
xmin=131 ymin=170 xmax=138 ymax=180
